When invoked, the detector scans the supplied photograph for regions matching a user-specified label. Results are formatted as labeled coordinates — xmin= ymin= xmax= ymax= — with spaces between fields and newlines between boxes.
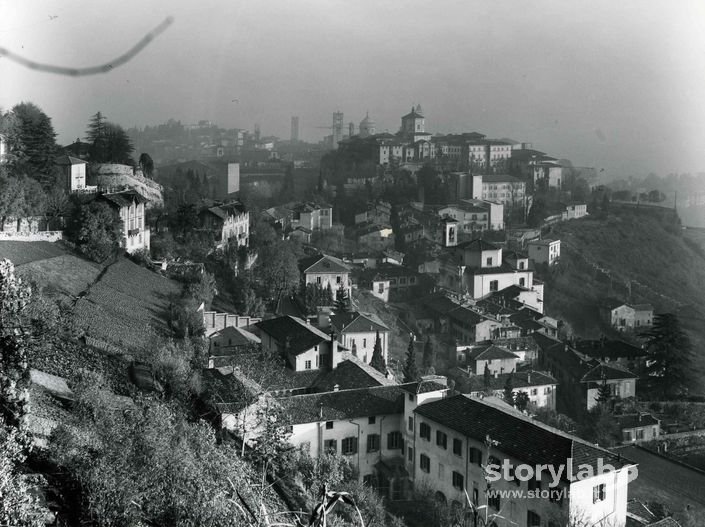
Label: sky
xmin=2 ymin=0 xmax=705 ymax=179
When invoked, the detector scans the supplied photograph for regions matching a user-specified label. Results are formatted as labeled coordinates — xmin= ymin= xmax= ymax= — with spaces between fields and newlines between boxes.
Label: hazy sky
xmin=2 ymin=0 xmax=705 ymax=178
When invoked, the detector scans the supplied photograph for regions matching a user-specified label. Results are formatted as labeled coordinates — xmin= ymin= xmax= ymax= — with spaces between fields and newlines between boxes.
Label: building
xmin=581 ymin=363 xmax=638 ymax=411
xmin=412 ymin=394 xmax=634 ymax=526
xmin=438 ymin=199 xmax=505 ymax=234
xmin=438 ymin=239 xmax=541 ymax=303
xmin=478 ymin=174 xmax=527 ymax=208
xmin=359 ymin=112 xmax=376 ymax=138
xmin=330 ymin=311 xmax=390 ymax=365
xmin=207 ymin=326 xmax=261 ymax=368
xmin=366 ymin=263 xmax=423 ymax=302
xmin=460 ymin=370 xmax=558 ymax=410
xmin=99 ymin=189 xmax=150 ymax=254
xmin=599 ymin=300 xmax=654 ymax=331
xmin=527 ymin=239 xmax=561 ymax=266
xmin=299 ymin=253 xmax=352 ymax=298
xmin=356 ymin=223 xmax=395 ymax=251
xmin=55 ymin=155 xmax=93 ymax=193
xmin=564 ymin=203 xmax=588 ymax=220
xmin=256 ymin=315 xmax=340 ymax=372
xmin=289 ymin=202 xmax=333 ymax=231
xmin=616 ymin=414 xmax=660 ymax=444
xmin=461 ymin=344 xmax=520 ymax=375
xmin=354 ymin=201 xmax=391 ymax=226
xmin=198 ymin=201 xmax=249 ymax=249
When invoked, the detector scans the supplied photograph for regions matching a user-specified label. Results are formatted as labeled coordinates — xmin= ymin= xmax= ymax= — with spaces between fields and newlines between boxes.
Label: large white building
xmin=99 ymin=189 xmax=150 ymax=254
xmin=299 ymin=254 xmax=352 ymax=298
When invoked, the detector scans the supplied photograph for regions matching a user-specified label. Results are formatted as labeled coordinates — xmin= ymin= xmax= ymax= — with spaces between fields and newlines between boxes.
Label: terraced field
xmin=73 ymin=258 xmax=182 ymax=352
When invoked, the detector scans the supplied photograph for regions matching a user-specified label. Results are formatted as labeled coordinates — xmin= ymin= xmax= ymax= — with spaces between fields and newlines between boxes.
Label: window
xmin=387 ymin=431 xmax=403 ymax=450
xmin=488 ymin=493 xmax=500 ymax=511
xmin=363 ymin=338 xmax=367 ymax=347
xmin=486 ymin=257 xmax=493 ymax=266
xmin=324 ymin=439 xmax=337 ymax=453
xmin=326 ymin=421 xmax=334 ymax=430
xmin=452 ymin=471 xmax=464 ymax=490
xmin=336 ymin=275 xmax=341 ymax=284
xmin=436 ymin=430 xmax=448 ymax=449
xmin=408 ymin=416 xmax=414 ymax=431
xmin=408 ymin=446 xmax=414 ymax=462
xmin=489 ymin=280 xmax=499 ymax=292
xmin=544 ymin=387 xmax=552 ymax=394
xmin=438 ymin=463 xmax=445 ymax=480
xmin=378 ymin=283 xmax=384 ymax=294
xmin=469 ymin=447 xmax=482 ymax=466
xmin=419 ymin=454 xmax=430 ymax=473
xmin=342 ymin=437 xmax=358 ymax=455
xmin=368 ymin=416 xmax=376 ymax=425
xmin=453 ymin=438 xmax=463 ymax=456
xmin=527 ymin=511 xmax=541 ymax=527
xmin=305 ymin=360 xmax=312 ymax=370
xmin=420 ymin=422 xmax=431 ymax=440
xmin=367 ymin=434 xmax=380 ymax=453
xmin=519 ymin=261 xmax=525 ymax=270
xmin=531 ymin=388 xmax=538 ymax=396
xmin=408 ymin=393 xmax=414 ymax=402
xmin=519 ymin=277 xmax=525 ymax=287
xmin=316 ymin=276 xmax=322 ymax=284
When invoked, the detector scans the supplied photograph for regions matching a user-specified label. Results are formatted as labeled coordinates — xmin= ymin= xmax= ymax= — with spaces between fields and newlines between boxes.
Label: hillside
xmin=540 ymin=207 xmax=705 ymax=391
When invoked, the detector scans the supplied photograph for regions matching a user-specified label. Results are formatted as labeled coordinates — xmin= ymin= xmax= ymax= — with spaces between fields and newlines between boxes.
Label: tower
xmin=332 ymin=111 xmax=344 ymax=149
xmin=441 ymin=217 xmax=459 ymax=247
xmin=291 ymin=116 xmax=299 ymax=142
xmin=348 ymin=121 xmax=355 ymax=138
xmin=359 ymin=112 xmax=376 ymax=138
xmin=401 ymin=105 xmax=425 ymax=136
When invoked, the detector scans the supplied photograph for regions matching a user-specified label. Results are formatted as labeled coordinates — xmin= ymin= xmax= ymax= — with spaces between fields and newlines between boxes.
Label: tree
xmin=483 ymin=363 xmax=491 ymax=391
xmin=403 ymin=334 xmax=419 ymax=382
xmin=138 ymin=152 xmax=154 ymax=178
xmin=255 ymin=241 xmax=300 ymax=302
xmin=0 ymin=174 xmax=47 ymax=223
xmin=167 ymin=296 xmax=205 ymax=339
xmin=422 ymin=336 xmax=436 ymax=371
xmin=8 ymin=102 xmax=58 ymax=182
xmin=514 ymin=391 xmax=530 ymax=412
xmin=333 ymin=284 xmax=351 ymax=313
xmin=595 ymin=379 xmax=612 ymax=406
xmin=644 ymin=313 xmax=693 ymax=397
xmin=526 ymin=198 xmax=547 ymax=227
xmin=0 ymin=260 xmax=32 ymax=427
xmin=66 ymin=200 xmax=123 ymax=262
xmin=503 ymin=375 xmax=514 ymax=406
xmin=85 ymin=112 xmax=134 ymax=164
xmin=85 ymin=111 xmax=108 ymax=162
xmin=369 ymin=331 xmax=386 ymax=374
xmin=185 ymin=271 xmax=217 ymax=310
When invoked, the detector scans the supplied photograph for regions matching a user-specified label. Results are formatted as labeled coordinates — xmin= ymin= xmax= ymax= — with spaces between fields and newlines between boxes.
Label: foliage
xmin=532 ymin=407 xmax=577 ymax=433
xmin=167 ymin=295 xmax=205 ymax=339
xmin=483 ymin=363 xmax=491 ymax=390
xmin=86 ymin=112 xmax=135 ymax=164
xmin=595 ymin=380 xmax=612 ymax=406
xmin=0 ymin=260 xmax=32 ymax=427
xmin=526 ymin=198 xmax=547 ymax=227
xmin=334 ymin=284 xmax=351 ymax=313
xmin=514 ymin=391 xmax=530 ymax=412
xmin=643 ymin=313 xmax=693 ymax=397
xmin=403 ymin=335 xmax=419 ymax=383
xmin=50 ymin=375 xmax=288 ymax=527
xmin=6 ymin=102 xmax=58 ymax=182
xmin=580 ymin=405 xmax=620 ymax=447
xmin=138 ymin=152 xmax=154 ymax=178
xmin=0 ymin=422 xmax=47 ymax=526
xmin=421 ymin=336 xmax=435 ymax=371
xmin=0 ymin=174 xmax=48 ymax=221
xmin=184 ymin=271 xmax=217 ymax=310
xmin=369 ymin=331 xmax=386 ymax=374
xmin=66 ymin=200 xmax=123 ymax=262
xmin=295 ymin=450 xmax=355 ymax=495
xmin=503 ymin=375 xmax=514 ymax=406
xmin=255 ymin=241 xmax=301 ymax=303
xmin=247 ymin=400 xmax=294 ymax=477
xmin=300 ymin=282 xmax=334 ymax=316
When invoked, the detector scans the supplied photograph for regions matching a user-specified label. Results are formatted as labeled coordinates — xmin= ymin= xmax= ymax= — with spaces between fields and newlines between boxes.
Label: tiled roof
xmin=600 ymin=297 xmax=626 ymax=310
xmin=399 ymin=380 xmax=448 ymax=394
xmin=455 ymin=239 xmax=499 ymax=252
xmin=415 ymin=395 xmax=632 ymax=481
xmin=100 ymin=189 xmax=148 ymax=208
xmin=311 ymin=353 xmax=395 ymax=392
xmin=447 ymin=306 xmax=486 ymax=326
xmin=616 ymin=413 xmax=660 ymax=429
xmin=464 ymin=371 xmax=557 ymax=392
xmin=481 ymin=174 xmax=522 ymax=183
xmin=55 ymin=154 xmax=87 ymax=165
xmin=627 ymin=499 xmax=659 ymax=524
xmin=581 ymin=363 xmax=638 ymax=383
xmin=528 ymin=238 xmax=559 ymax=246
xmin=277 ymin=385 xmax=406 ymax=424
xmin=300 ymin=254 xmax=351 ymax=274
xmin=466 ymin=344 xmax=519 ymax=361
xmin=209 ymin=326 xmax=260 ymax=347
xmin=419 ymin=294 xmax=461 ymax=316
xmin=255 ymin=316 xmax=330 ymax=355
xmin=573 ymin=339 xmax=647 ymax=360
xmin=330 ymin=312 xmax=389 ymax=335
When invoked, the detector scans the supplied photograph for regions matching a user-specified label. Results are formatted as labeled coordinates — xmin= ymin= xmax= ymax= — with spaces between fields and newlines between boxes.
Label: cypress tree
xmin=403 ymin=334 xmax=419 ymax=382
xmin=370 ymin=330 xmax=386 ymax=374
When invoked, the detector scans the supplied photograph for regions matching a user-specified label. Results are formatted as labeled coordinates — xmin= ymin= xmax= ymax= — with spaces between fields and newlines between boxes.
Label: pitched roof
xmin=418 ymin=294 xmax=461 ymax=316
xmin=447 ymin=306 xmax=488 ymax=326
xmin=55 ymin=154 xmax=87 ymax=165
xmin=573 ymin=339 xmax=647 ymax=360
xmin=581 ymin=363 xmax=638 ymax=383
xmin=399 ymin=379 xmax=448 ymax=394
xmin=209 ymin=326 xmax=260 ymax=347
xmin=455 ymin=239 xmax=499 ymax=252
xmin=330 ymin=312 xmax=389 ymax=335
xmin=311 ymin=353 xmax=395 ymax=392
xmin=299 ymin=254 xmax=351 ymax=274
xmin=100 ymin=189 xmax=148 ymax=208
xmin=481 ymin=174 xmax=522 ymax=183
xmin=464 ymin=370 xmax=557 ymax=392
xmin=277 ymin=384 xmax=406 ymax=424
xmin=616 ymin=413 xmax=660 ymax=429
xmin=255 ymin=316 xmax=331 ymax=355
xmin=466 ymin=344 xmax=519 ymax=362
xmin=414 ymin=395 xmax=633 ymax=481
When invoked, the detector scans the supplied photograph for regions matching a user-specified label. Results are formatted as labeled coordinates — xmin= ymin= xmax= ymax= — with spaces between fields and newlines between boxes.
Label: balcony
xmin=128 ymin=228 xmax=141 ymax=237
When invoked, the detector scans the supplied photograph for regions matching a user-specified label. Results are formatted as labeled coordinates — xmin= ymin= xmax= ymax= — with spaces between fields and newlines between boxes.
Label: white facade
xmin=339 ymin=329 xmax=389 ymax=365
xmin=118 ymin=200 xmax=150 ymax=253
xmin=527 ymin=239 xmax=561 ymax=266
xmin=221 ymin=209 xmax=250 ymax=247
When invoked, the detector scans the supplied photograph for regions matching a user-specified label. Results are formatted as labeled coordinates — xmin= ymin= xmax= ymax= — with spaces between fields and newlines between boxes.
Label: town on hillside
xmin=2 ymin=6 xmax=705 ymax=526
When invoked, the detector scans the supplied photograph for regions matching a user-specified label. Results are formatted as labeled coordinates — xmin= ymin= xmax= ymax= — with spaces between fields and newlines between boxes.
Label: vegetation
xmin=85 ymin=112 xmax=135 ymax=164
xmin=65 ymin=200 xmax=123 ymax=263
xmin=643 ymin=313 xmax=693 ymax=397
xmin=369 ymin=331 xmax=386 ymax=374
xmin=403 ymin=335 xmax=419 ymax=382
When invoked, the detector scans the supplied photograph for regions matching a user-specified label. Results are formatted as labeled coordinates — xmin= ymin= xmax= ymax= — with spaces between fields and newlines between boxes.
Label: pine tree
xmin=403 ymin=334 xmax=419 ymax=382
xmin=644 ymin=313 xmax=693 ymax=397
xmin=514 ymin=391 xmax=530 ymax=412
xmin=369 ymin=331 xmax=386 ymax=374
xmin=503 ymin=375 xmax=514 ymax=406
xmin=8 ymin=102 xmax=58 ymax=183
xmin=595 ymin=379 xmax=612 ymax=406
xmin=422 ymin=336 xmax=436 ymax=371
xmin=86 ymin=111 xmax=108 ymax=162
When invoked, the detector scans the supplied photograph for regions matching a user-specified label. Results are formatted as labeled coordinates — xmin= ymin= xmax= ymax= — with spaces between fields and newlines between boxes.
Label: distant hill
xmin=540 ymin=205 xmax=705 ymax=391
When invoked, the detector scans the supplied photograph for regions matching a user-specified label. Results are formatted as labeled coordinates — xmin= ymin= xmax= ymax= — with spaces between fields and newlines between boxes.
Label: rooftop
xmin=255 ymin=316 xmax=331 ymax=355
xmin=300 ymin=254 xmax=351 ymax=275
xmin=465 ymin=344 xmax=519 ymax=362
xmin=414 ymin=394 xmax=633 ymax=481
xmin=330 ymin=311 xmax=389 ymax=335
xmin=463 ymin=370 xmax=557 ymax=392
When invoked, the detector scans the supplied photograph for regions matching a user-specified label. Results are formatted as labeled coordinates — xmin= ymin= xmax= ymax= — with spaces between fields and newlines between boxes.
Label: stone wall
xmin=0 ymin=231 xmax=63 ymax=242
xmin=91 ymin=164 xmax=164 ymax=206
